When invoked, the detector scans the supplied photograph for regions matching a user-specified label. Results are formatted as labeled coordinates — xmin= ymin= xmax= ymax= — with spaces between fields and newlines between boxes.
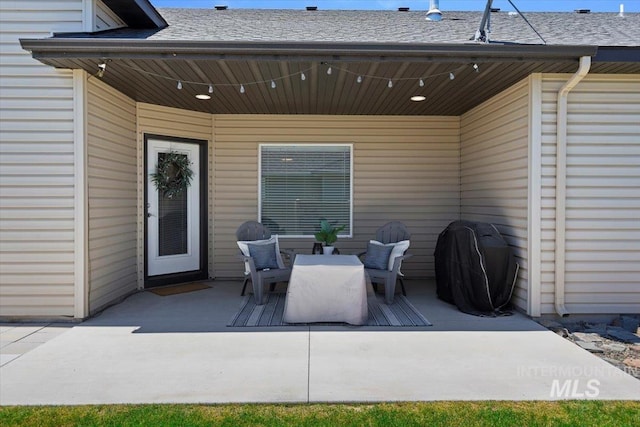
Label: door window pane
xmin=157 ymin=153 xmax=188 ymax=256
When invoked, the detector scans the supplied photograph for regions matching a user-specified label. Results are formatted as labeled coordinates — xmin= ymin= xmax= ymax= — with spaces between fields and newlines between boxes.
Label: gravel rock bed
xmin=538 ymin=315 xmax=640 ymax=380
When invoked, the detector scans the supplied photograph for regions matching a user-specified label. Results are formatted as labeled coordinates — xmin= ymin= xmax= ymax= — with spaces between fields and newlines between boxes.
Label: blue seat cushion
xmin=248 ymin=242 xmax=280 ymax=271
xmin=363 ymin=242 xmax=394 ymax=270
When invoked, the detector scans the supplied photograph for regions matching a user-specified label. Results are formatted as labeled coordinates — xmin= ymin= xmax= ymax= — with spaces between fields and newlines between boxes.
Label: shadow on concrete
xmin=80 ymin=280 xmax=546 ymax=334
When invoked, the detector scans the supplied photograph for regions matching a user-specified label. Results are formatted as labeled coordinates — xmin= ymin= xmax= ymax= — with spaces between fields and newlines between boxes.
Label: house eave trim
xmin=593 ymin=46 xmax=640 ymax=63
xmin=20 ymin=39 xmax=597 ymax=63
xmin=101 ymin=0 xmax=167 ymax=29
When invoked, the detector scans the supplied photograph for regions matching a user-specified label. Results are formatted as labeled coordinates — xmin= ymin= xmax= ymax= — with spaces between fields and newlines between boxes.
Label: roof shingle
xmin=87 ymin=9 xmax=640 ymax=47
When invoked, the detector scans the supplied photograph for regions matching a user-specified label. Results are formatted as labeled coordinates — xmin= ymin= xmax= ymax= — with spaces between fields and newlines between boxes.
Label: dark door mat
xmin=149 ymin=282 xmax=211 ymax=296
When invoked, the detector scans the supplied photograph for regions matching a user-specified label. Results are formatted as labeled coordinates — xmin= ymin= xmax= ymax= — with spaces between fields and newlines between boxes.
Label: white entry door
xmin=146 ymin=139 xmax=200 ymax=277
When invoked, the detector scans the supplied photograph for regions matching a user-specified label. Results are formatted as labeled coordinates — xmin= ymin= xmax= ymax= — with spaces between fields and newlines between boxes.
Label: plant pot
xmin=323 ymin=246 xmax=335 ymax=255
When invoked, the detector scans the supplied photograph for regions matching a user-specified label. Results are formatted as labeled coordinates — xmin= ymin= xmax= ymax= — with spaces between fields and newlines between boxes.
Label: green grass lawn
xmin=1 ymin=401 xmax=639 ymax=427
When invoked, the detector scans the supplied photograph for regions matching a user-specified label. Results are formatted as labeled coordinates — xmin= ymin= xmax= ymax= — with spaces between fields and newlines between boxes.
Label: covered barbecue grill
xmin=434 ymin=221 xmax=519 ymax=316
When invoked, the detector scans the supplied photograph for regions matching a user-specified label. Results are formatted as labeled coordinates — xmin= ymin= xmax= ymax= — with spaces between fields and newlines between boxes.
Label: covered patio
xmin=2 ymin=280 xmax=639 ymax=404
xmin=19 ymin=28 xmax=597 ymax=319
xmin=5 ymin=5 xmax=636 ymax=321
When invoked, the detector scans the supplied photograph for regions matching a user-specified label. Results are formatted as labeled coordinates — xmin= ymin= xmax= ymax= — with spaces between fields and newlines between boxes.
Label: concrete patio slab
xmin=1 ymin=280 xmax=639 ymax=405
xmin=0 ymin=354 xmax=20 ymax=367
xmin=0 ymin=325 xmax=47 ymax=343
xmin=308 ymin=330 xmax=640 ymax=401
xmin=0 ymin=326 xmax=309 ymax=405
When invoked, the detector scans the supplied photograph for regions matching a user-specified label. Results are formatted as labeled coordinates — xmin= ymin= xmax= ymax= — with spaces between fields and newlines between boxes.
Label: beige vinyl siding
xmin=0 ymin=0 xmax=83 ymax=317
xmin=213 ymin=115 xmax=460 ymax=279
xmin=86 ymin=78 xmax=137 ymax=313
xmin=540 ymin=74 xmax=640 ymax=315
xmin=460 ymin=79 xmax=530 ymax=312
xmin=136 ymin=103 xmax=214 ymax=280
xmin=94 ymin=0 xmax=125 ymax=31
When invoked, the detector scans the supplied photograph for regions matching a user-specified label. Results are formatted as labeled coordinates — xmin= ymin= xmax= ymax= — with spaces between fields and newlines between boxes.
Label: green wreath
xmin=150 ymin=151 xmax=194 ymax=199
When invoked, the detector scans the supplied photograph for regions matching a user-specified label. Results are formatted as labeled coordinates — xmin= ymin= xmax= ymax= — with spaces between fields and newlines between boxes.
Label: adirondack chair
xmin=359 ymin=221 xmax=412 ymax=304
xmin=236 ymin=221 xmax=295 ymax=305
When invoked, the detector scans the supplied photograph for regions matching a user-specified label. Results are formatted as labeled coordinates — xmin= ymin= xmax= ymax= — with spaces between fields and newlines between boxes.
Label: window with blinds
xmin=260 ymin=144 xmax=352 ymax=237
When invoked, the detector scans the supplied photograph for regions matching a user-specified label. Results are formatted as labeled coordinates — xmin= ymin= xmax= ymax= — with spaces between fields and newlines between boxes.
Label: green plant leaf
xmin=315 ymin=220 xmax=345 ymax=245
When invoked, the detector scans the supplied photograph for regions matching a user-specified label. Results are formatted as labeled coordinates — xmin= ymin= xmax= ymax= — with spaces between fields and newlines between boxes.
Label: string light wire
xmin=324 ymin=63 xmax=468 ymax=86
xmin=118 ymin=62 xmax=316 ymax=91
xmin=114 ymin=61 xmax=472 ymax=91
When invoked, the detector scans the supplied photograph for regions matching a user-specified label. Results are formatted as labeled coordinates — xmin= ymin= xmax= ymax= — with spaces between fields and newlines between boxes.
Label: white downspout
xmin=554 ymin=56 xmax=591 ymax=317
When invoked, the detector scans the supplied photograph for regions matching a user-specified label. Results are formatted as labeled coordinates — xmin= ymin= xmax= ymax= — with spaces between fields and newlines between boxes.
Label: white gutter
xmin=554 ymin=55 xmax=591 ymax=317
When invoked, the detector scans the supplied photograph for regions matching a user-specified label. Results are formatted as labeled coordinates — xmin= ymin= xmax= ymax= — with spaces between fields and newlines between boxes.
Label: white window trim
xmin=258 ymin=143 xmax=353 ymax=238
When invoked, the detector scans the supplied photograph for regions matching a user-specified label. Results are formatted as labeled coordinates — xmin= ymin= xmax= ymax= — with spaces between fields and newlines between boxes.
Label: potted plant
xmin=314 ymin=220 xmax=346 ymax=255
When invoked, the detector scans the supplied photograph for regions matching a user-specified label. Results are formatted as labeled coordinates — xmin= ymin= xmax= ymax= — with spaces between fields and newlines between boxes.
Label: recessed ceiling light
xmin=195 ymin=94 xmax=211 ymax=100
xmin=411 ymin=95 xmax=426 ymax=102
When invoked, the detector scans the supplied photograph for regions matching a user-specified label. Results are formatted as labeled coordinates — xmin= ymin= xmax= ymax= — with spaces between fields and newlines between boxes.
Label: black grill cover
xmin=434 ymin=221 xmax=519 ymax=316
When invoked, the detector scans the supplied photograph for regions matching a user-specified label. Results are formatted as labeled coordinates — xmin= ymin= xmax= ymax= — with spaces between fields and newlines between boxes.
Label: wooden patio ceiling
xmin=37 ymin=55 xmax=639 ymax=116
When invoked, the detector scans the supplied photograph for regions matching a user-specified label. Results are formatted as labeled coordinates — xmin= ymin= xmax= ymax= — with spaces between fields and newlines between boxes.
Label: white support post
xmin=527 ymin=73 xmax=542 ymax=317
xmin=73 ymin=69 xmax=89 ymax=319
xmin=83 ymin=0 xmax=95 ymax=32
xmin=136 ymin=103 xmax=145 ymax=290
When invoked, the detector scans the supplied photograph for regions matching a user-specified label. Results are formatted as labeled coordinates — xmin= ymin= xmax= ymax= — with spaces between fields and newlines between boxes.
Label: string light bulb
xmin=419 ymin=78 xmax=425 ymax=87
xmin=326 ymin=66 xmax=332 ymax=75
xmin=177 ymin=80 xmax=183 ymax=90
xmin=97 ymin=62 xmax=106 ymax=78
xmin=473 ymin=63 xmax=479 ymax=72
xmin=357 ymin=75 xmax=363 ymax=83
xmin=388 ymin=79 xmax=393 ymax=88
xmin=240 ymin=84 xmax=245 ymax=94
xmin=449 ymin=72 xmax=455 ymax=80
xmin=271 ymin=80 xmax=276 ymax=89
xmin=300 ymin=72 xmax=306 ymax=81
xmin=208 ymin=84 xmax=214 ymax=94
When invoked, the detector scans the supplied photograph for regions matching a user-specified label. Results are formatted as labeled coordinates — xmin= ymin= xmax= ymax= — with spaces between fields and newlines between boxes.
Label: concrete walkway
xmin=1 ymin=280 xmax=639 ymax=405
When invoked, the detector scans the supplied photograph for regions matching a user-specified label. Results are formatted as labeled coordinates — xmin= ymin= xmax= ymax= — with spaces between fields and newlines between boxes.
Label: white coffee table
xmin=282 ymin=254 xmax=368 ymax=325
